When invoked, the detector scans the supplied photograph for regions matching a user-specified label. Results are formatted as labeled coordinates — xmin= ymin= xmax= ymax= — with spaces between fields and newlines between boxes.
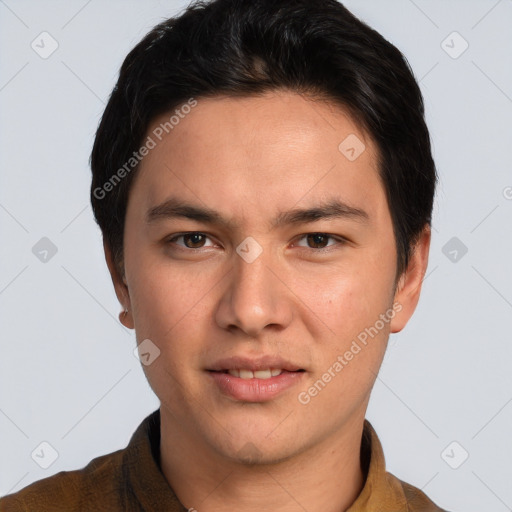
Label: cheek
xmin=296 ymin=274 xmax=392 ymax=416
xmin=124 ymin=240 xmax=211 ymax=345
xmin=297 ymin=259 xmax=394 ymax=343
xmin=126 ymin=255 xmax=213 ymax=405
xmin=295 ymin=252 xmax=395 ymax=394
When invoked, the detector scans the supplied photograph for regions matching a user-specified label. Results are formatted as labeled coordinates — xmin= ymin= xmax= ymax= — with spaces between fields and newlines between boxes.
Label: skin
xmin=104 ymin=90 xmax=430 ymax=512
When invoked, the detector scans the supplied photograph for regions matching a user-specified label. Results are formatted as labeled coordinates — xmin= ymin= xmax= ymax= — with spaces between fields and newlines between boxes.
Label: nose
xmin=214 ymin=243 xmax=293 ymax=338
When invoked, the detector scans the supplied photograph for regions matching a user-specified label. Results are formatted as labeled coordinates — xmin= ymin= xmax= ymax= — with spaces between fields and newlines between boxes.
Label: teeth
xmin=226 ymin=368 xmax=283 ymax=379
xmin=253 ymin=369 xmax=271 ymax=379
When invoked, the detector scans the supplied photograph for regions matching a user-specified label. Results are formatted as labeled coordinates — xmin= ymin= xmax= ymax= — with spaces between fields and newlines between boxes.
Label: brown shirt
xmin=0 ymin=409 xmax=448 ymax=511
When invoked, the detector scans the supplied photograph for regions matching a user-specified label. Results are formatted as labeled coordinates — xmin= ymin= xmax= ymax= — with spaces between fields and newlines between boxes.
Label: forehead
xmin=129 ymin=91 xmax=385 ymax=227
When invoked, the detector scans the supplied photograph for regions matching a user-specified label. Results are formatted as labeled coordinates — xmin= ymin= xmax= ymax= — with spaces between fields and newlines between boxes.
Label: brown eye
xmin=167 ymin=232 xmax=215 ymax=249
xmin=306 ymin=233 xmax=330 ymax=249
xmin=182 ymin=233 xmax=207 ymax=248
xmin=294 ymin=233 xmax=346 ymax=252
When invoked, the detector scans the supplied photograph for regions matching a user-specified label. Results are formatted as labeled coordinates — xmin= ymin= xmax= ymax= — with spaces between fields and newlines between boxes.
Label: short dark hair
xmin=90 ymin=0 xmax=437 ymax=279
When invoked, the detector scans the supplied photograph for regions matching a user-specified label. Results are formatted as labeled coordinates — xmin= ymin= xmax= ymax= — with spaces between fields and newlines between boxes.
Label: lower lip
xmin=208 ymin=371 xmax=305 ymax=402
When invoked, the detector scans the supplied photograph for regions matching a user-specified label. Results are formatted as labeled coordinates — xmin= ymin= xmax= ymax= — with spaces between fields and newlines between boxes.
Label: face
xmin=107 ymin=90 xmax=428 ymax=464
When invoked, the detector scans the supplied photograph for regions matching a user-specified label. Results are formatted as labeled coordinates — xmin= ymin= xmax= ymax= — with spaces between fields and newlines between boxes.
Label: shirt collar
xmin=125 ymin=410 xmax=408 ymax=511
xmin=124 ymin=409 xmax=187 ymax=511
xmin=347 ymin=419 xmax=408 ymax=511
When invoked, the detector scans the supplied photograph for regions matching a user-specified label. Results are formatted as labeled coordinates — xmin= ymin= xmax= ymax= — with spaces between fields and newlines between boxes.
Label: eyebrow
xmin=145 ymin=196 xmax=369 ymax=230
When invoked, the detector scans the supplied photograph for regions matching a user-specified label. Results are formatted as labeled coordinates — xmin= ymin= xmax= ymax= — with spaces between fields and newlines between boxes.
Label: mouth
xmin=206 ymin=355 xmax=307 ymax=401
xmin=209 ymin=368 xmax=306 ymax=379
xmin=206 ymin=357 xmax=306 ymax=402
xmin=207 ymin=354 xmax=305 ymax=374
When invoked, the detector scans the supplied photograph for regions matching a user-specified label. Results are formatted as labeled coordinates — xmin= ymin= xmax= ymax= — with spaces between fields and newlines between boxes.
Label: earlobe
xmin=390 ymin=227 xmax=431 ymax=334
xmin=103 ymin=239 xmax=135 ymax=329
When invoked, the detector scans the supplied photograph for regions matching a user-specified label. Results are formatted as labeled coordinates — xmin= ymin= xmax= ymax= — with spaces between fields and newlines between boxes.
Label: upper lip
xmin=207 ymin=355 xmax=304 ymax=372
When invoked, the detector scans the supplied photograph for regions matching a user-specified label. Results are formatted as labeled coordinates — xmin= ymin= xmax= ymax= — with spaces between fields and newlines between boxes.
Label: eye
xmin=294 ymin=233 xmax=345 ymax=250
xmin=166 ymin=232 xmax=216 ymax=249
xmin=164 ymin=231 xmax=346 ymax=252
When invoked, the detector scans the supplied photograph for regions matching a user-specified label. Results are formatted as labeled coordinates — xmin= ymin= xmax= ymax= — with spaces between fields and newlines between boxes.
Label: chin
xmin=224 ymin=441 xmax=296 ymax=466
xmin=204 ymin=422 xmax=301 ymax=466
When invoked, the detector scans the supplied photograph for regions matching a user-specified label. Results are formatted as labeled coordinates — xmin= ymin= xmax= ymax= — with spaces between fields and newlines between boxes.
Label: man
xmin=0 ymin=0 xmax=448 ymax=510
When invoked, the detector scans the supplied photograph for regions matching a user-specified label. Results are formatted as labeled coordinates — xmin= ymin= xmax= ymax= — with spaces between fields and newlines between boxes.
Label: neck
xmin=160 ymin=410 xmax=366 ymax=512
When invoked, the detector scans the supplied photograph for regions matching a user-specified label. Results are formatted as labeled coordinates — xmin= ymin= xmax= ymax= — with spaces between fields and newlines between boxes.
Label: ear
xmin=103 ymin=239 xmax=134 ymax=329
xmin=390 ymin=226 xmax=431 ymax=334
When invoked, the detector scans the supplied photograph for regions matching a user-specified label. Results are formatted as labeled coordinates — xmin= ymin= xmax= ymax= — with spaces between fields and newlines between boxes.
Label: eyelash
xmin=165 ymin=232 xmax=347 ymax=253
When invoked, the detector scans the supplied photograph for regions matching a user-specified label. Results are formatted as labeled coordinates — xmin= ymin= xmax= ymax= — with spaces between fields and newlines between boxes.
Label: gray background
xmin=1 ymin=0 xmax=511 ymax=510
